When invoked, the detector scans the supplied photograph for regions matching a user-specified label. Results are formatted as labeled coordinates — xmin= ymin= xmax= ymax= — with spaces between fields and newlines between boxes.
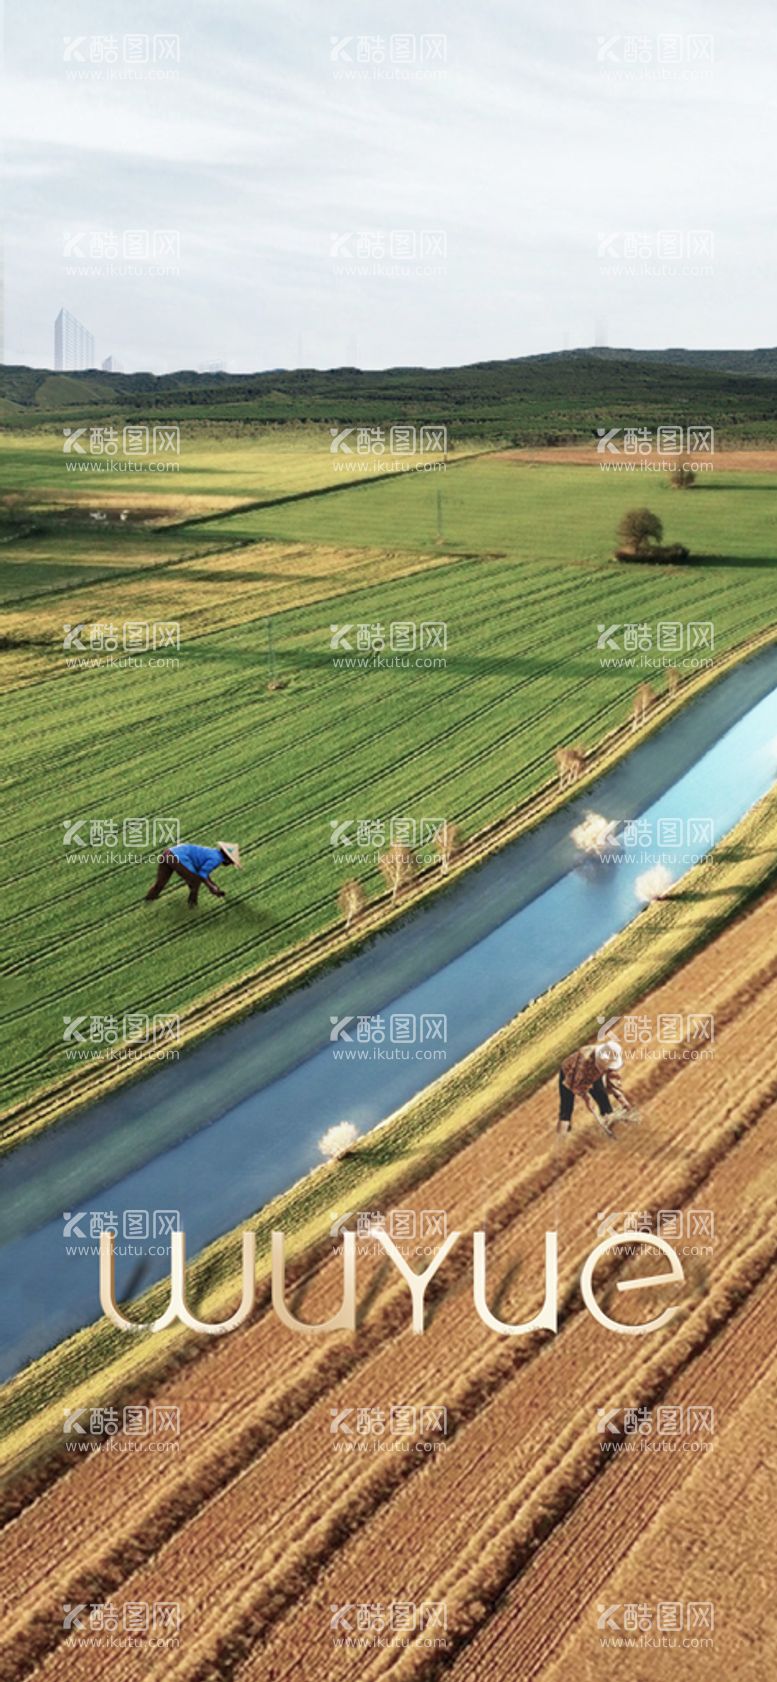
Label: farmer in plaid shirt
xmin=557 ymin=1039 xmax=637 ymax=1137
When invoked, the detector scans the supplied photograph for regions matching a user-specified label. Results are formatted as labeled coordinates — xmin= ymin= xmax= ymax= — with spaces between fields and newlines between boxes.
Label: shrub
xmin=614 ymin=542 xmax=690 ymax=564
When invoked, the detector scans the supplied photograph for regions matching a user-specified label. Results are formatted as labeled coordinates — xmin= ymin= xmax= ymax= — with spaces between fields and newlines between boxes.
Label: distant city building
xmin=101 ymin=355 xmax=123 ymax=373
xmin=54 ymin=308 xmax=95 ymax=371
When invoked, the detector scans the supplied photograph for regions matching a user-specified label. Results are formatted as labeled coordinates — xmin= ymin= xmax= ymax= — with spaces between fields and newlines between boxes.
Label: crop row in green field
xmin=2 ymin=455 xmax=777 ymax=1115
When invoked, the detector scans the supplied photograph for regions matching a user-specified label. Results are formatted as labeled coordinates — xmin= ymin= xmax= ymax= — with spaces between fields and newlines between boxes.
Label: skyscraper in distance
xmin=54 ymin=308 xmax=95 ymax=370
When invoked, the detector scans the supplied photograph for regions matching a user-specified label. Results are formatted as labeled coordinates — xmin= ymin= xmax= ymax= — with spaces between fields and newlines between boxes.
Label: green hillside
xmin=2 ymin=350 xmax=777 ymax=445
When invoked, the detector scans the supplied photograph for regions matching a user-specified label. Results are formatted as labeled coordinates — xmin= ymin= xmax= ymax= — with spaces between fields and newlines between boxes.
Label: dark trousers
xmin=145 ymin=851 xmax=203 ymax=905
xmin=558 ymin=1070 xmax=613 ymax=1127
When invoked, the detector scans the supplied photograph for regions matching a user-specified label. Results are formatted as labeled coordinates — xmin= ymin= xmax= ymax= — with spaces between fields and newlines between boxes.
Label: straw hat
xmin=595 ymin=1038 xmax=623 ymax=1072
xmin=217 ymin=841 xmax=242 ymax=868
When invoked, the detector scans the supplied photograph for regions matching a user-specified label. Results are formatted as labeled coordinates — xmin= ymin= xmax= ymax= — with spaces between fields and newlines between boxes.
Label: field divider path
xmin=157 ymin=447 xmax=498 ymax=533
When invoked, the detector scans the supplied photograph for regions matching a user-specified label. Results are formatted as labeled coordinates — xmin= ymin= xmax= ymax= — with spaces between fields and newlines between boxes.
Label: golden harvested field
xmin=2 ymin=886 xmax=777 ymax=1681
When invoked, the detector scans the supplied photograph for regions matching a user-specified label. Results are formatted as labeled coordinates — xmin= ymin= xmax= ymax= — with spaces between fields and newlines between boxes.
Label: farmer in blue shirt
xmin=144 ymin=840 xmax=241 ymax=907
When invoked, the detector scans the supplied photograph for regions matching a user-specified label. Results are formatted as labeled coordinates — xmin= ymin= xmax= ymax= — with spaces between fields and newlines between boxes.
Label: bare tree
xmin=554 ymin=746 xmax=586 ymax=789
xmin=631 ymin=681 xmax=655 ymax=731
xmin=337 ymin=879 xmax=366 ymax=929
xmin=378 ymin=842 xmax=417 ymax=901
xmin=666 ymin=664 xmax=681 ymax=695
xmin=433 ymin=820 xmax=460 ymax=874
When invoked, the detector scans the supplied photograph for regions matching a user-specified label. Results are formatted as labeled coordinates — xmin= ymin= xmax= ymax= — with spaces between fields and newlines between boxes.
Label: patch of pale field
xmin=1 ymin=492 xmax=252 ymax=524
xmin=495 ymin=446 xmax=777 ymax=472
xmin=0 ymin=542 xmax=461 ymax=685
xmin=0 ymin=431 xmax=475 ymax=512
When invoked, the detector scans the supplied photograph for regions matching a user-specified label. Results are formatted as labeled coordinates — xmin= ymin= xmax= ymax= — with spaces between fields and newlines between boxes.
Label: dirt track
xmin=2 ymin=888 xmax=776 ymax=1681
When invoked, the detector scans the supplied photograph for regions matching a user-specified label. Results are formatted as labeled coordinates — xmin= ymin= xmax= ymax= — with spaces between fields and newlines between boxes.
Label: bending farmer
xmin=145 ymin=840 xmax=241 ymax=908
xmin=557 ymin=1039 xmax=636 ymax=1137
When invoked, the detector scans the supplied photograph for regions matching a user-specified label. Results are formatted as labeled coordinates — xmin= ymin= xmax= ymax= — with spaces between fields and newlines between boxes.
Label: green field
xmin=219 ymin=452 xmax=777 ymax=556
xmin=2 ymin=434 xmax=777 ymax=1118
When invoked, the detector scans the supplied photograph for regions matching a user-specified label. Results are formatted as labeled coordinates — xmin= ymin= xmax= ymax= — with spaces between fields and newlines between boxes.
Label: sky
xmin=2 ymin=0 xmax=776 ymax=371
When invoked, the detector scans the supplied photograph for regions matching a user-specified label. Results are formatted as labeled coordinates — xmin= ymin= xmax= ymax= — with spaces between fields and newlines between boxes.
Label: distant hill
xmin=2 ymin=349 xmax=776 ymax=445
xmin=555 ymin=346 xmax=777 ymax=379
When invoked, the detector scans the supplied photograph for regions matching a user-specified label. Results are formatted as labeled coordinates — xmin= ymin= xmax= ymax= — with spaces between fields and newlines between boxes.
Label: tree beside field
xmin=433 ymin=821 xmax=460 ymax=874
xmin=617 ymin=508 xmax=664 ymax=554
xmin=666 ymin=664 xmax=681 ymax=694
xmin=615 ymin=507 xmax=690 ymax=562
xmin=669 ymin=465 xmax=697 ymax=488
xmin=337 ymin=879 xmax=366 ymax=928
xmin=378 ymin=843 xmax=417 ymax=900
